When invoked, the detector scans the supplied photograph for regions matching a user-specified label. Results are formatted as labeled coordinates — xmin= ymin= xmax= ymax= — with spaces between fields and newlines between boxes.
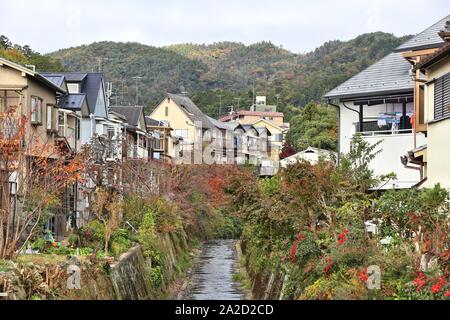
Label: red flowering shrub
xmin=431 ymin=276 xmax=447 ymax=294
xmin=337 ymin=229 xmax=349 ymax=247
xmin=358 ymin=268 xmax=369 ymax=283
xmin=413 ymin=272 xmax=428 ymax=291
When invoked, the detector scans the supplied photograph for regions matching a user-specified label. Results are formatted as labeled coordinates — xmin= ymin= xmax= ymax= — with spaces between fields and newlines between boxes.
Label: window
xmin=165 ymin=106 xmax=169 ymax=117
xmin=46 ymin=105 xmax=52 ymax=130
xmin=30 ymin=96 xmax=43 ymax=124
xmin=76 ymin=118 xmax=81 ymax=140
xmin=67 ymin=83 xmax=80 ymax=93
xmin=434 ymin=72 xmax=450 ymax=121
xmin=47 ymin=105 xmax=58 ymax=131
xmin=175 ymin=129 xmax=188 ymax=139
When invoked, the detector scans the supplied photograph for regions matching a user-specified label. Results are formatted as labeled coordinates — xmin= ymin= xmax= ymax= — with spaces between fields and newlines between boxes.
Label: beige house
xmin=0 ymin=57 xmax=78 ymax=239
xmin=404 ymin=22 xmax=450 ymax=189
xmin=150 ymin=93 xmax=214 ymax=152
xmin=252 ymin=118 xmax=287 ymax=162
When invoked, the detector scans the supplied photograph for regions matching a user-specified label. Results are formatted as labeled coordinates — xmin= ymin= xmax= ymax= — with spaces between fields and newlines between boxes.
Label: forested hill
xmin=43 ymin=32 xmax=412 ymax=117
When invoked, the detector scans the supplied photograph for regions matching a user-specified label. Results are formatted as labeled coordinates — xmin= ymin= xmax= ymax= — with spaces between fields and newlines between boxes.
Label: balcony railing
xmin=359 ymin=129 xmax=413 ymax=137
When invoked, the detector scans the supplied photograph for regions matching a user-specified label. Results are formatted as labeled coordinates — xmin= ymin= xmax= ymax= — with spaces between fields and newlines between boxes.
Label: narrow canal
xmin=185 ymin=239 xmax=246 ymax=300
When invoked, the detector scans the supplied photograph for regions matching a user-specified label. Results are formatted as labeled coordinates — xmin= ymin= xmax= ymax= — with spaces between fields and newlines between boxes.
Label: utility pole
xmin=120 ymin=79 xmax=126 ymax=105
xmin=234 ymin=97 xmax=241 ymax=110
xmin=218 ymin=94 xmax=223 ymax=118
xmin=276 ymin=94 xmax=281 ymax=110
xmin=132 ymin=76 xmax=143 ymax=106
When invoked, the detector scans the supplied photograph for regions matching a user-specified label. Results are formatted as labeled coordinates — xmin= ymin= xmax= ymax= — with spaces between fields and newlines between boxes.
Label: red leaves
xmin=290 ymin=234 xmax=305 ymax=263
xmin=323 ymin=256 xmax=333 ymax=275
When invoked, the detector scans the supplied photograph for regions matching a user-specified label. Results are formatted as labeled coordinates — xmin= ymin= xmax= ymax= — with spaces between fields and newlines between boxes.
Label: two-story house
xmin=150 ymin=93 xmax=215 ymax=160
xmin=403 ymin=21 xmax=450 ymax=189
xmin=0 ymin=57 xmax=78 ymax=240
xmin=109 ymin=106 xmax=150 ymax=160
xmin=323 ymin=15 xmax=449 ymax=190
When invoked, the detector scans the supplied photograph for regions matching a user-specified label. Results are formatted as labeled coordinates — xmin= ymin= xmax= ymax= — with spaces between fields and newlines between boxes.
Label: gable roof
xmin=323 ymin=16 xmax=450 ymax=101
xmin=207 ymin=115 xmax=230 ymax=130
xmin=41 ymin=72 xmax=107 ymax=118
xmin=395 ymin=14 xmax=450 ymax=52
xmin=110 ymin=106 xmax=145 ymax=129
xmin=323 ymin=52 xmax=414 ymax=100
xmin=0 ymin=58 xmax=66 ymax=94
xmin=252 ymin=118 xmax=285 ymax=131
xmin=167 ymin=93 xmax=214 ymax=129
xmin=242 ymin=124 xmax=259 ymax=136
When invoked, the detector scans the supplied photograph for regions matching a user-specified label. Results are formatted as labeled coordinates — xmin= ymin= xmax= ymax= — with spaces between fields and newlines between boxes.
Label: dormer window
xmin=67 ymin=83 xmax=80 ymax=93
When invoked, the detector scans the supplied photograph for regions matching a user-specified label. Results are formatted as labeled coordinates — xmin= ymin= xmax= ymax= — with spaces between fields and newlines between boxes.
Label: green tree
xmin=286 ymin=102 xmax=338 ymax=152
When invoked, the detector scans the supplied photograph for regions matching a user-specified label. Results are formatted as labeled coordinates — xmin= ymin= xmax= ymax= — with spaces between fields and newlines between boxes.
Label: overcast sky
xmin=1 ymin=0 xmax=449 ymax=54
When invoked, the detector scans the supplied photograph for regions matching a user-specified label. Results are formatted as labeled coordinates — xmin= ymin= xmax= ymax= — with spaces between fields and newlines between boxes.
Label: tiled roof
xmin=167 ymin=93 xmax=214 ymax=129
xmin=395 ymin=14 xmax=450 ymax=52
xmin=110 ymin=106 xmax=144 ymax=128
xmin=42 ymin=75 xmax=65 ymax=89
xmin=59 ymin=93 xmax=88 ymax=112
xmin=42 ymin=72 xmax=107 ymax=118
xmin=323 ymin=15 xmax=450 ymax=101
xmin=323 ymin=52 xmax=414 ymax=100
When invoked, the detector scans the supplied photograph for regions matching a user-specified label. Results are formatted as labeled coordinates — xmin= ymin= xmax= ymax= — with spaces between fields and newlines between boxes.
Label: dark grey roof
xmin=41 ymin=72 xmax=107 ymax=118
xmin=110 ymin=106 xmax=144 ymax=128
xmin=167 ymin=93 xmax=214 ymax=129
xmin=145 ymin=116 xmax=163 ymax=126
xmin=395 ymin=15 xmax=450 ymax=52
xmin=82 ymin=73 xmax=107 ymax=118
xmin=59 ymin=94 xmax=88 ymax=112
xmin=61 ymin=73 xmax=88 ymax=82
xmin=41 ymin=74 xmax=65 ymax=89
xmin=323 ymin=52 xmax=414 ymax=100
xmin=207 ymin=115 xmax=229 ymax=130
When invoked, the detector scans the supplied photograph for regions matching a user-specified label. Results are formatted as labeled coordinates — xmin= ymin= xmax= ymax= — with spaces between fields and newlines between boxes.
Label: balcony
xmin=127 ymin=144 xmax=148 ymax=160
xmin=347 ymin=123 xmax=427 ymax=189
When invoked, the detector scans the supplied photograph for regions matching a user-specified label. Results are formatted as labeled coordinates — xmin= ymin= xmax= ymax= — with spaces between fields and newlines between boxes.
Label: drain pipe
xmin=326 ymin=100 xmax=342 ymax=166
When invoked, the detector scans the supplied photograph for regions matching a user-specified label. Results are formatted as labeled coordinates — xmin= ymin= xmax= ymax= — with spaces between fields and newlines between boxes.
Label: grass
xmin=16 ymin=254 xmax=82 ymax=265
xmin=232 ymin=272 xmax=244 ymax=282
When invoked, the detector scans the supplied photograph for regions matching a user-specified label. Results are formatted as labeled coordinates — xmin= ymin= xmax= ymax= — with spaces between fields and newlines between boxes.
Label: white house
xmin=323 ymin=15 xmax=449 ymax=189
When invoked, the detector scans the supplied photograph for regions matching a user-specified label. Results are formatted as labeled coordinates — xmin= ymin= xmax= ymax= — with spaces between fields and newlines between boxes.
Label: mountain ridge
xmin=44 ymin=32 xmax=413 ymax=118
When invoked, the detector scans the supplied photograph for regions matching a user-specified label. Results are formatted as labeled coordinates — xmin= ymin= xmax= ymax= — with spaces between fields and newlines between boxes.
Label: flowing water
xmin=185 ymin=239 xmax=246 ymax=300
